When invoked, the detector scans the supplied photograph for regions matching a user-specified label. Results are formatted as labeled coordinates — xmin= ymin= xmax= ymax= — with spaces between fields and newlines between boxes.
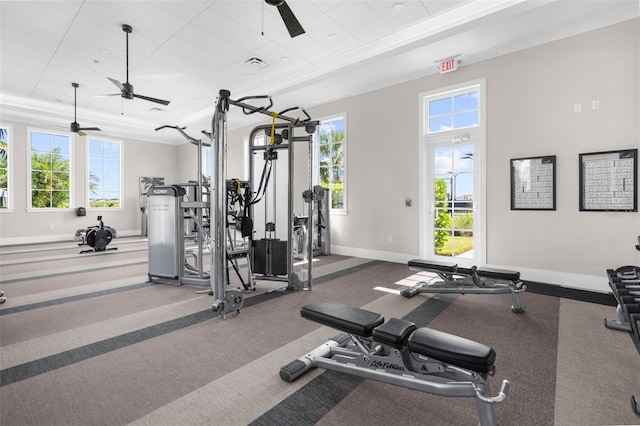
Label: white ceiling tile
xmin=325 ymin=1 xmax=391 ymax=42
xmin=298 ymin=13 xmax=360 ymax=52
xmin=0 ymin=1 xmax=80 ymax=40
xmin=173 ymin=24 xmax=251 ymax=65
xmin=189 ymin=7 xmax=273 ymax=52
xmin=146 ymin=0 xmax=211 ymax=22
xmin=420 ymin=0 xmax=473 ymax=17
xmin=366 ymin=1 xmax=432 ymax=29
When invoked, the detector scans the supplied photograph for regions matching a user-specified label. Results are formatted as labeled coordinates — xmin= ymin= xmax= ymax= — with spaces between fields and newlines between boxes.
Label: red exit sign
xmin=440 ymin=58 xmax=458 ymax=74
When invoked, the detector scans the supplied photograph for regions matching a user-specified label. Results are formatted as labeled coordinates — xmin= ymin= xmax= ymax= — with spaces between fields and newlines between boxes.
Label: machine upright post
xmin=305 ymin=134 xmax=314 ymax=290
xmin=211 ymin=90 xmax=230 ymax=315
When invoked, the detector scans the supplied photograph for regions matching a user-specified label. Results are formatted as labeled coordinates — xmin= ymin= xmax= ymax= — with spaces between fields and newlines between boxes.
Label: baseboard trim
xmin=524 ymin=280 xmax=616 ymax=306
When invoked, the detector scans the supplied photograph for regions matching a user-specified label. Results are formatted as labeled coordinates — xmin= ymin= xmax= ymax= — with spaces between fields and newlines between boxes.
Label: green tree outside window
xmin=318 ymin=117 xmax=345 ymax=210
xmin=0 ymin=127 xmax=8 ymax=208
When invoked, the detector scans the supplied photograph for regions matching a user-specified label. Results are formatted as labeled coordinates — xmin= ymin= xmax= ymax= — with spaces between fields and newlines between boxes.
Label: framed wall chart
xmin=510 ymin=156 xmax=556 ymax=210
xmin=579 ymin=149 xmax=637 ymax=212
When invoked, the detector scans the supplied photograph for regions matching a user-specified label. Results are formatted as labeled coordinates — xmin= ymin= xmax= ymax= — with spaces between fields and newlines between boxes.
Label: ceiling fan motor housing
xmin=121 ymin=82 xmax=135 ymax=99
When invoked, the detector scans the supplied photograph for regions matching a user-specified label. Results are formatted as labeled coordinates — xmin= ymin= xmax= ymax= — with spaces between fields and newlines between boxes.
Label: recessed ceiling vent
xmin=243 ymin=56 xmax=269 ymax=69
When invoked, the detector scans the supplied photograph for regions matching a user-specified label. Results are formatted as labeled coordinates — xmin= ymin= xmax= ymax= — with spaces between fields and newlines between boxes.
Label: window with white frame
xmin=427 ymin=90 xmax=479 ymax=133
xmin=420 ymin=80 xmax=485 ymax=264
xmin=316 ymin=114 xmax=346 ymax=212
xmin=88 ymin=138 xmax=122 ymax=208
xmin=0 ymin=125 xmax=10 ymax=209
xmin=29 ymin=130 xmax=72 ymax=209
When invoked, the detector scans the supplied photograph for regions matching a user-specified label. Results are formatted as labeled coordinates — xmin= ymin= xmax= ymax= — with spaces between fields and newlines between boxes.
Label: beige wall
xmin=0 ymin=120 xmax=179 ymax=244
xmin=227 ymin=18 xmax=640 ymax=291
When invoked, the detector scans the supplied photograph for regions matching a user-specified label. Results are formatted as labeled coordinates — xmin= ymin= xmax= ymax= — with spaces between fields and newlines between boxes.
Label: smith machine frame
xmin=210 ymin=90 xmax=319 ymax=318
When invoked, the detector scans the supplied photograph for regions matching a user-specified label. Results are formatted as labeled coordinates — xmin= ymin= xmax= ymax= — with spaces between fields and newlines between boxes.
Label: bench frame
xmin=401 ymin=259 xmax=526 ymax=313
xmin=281 ymin=301 xmax=509 ymax=426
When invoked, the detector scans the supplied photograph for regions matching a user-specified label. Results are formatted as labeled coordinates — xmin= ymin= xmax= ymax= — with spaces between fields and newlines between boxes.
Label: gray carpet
xmin=1 ymin=238 xmax=639 ymax=425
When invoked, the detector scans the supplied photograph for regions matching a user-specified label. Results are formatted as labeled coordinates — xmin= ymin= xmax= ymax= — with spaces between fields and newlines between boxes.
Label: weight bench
xmin=280 ymin=300 xmax=509 ymax=426
xmin=401 ymin=259 xmax=526 ymax=313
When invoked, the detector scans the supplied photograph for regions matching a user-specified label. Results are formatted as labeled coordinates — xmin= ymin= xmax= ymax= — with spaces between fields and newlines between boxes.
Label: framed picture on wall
xmin=510 ymin=156 xmax=556 ymax=210
xmin=579 ymin=149 xmax=637 ymax=212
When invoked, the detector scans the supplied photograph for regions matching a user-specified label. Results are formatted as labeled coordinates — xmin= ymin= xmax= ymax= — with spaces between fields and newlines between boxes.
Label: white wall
xmin=0 ymin=120 xmax=179 ymax=244
xmin=227 ymin=18 xmax=640 ymax=292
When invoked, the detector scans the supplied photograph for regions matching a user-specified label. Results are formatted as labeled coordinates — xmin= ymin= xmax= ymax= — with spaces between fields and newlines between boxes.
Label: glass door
xmin=432 ymin=142 xmax=475 ymax=259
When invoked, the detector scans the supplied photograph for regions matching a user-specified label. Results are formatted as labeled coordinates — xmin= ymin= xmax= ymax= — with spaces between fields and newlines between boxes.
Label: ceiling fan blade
xmin=133 ymin=93 xmax=170 ymax=106
xmin=78 ymin=127 xmax=102 ymax=131
xmin=107 ymin=77 xmax=125 ymax=91
xmin=277 ymin=1 xmax=305 ymax=38
xmin=78 ymin=130 xmax=87 ymax=137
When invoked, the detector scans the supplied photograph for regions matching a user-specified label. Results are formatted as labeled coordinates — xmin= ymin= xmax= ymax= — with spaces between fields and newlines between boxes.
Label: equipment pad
xmin=301 ymin=300 xmax=384 ymax=337
xmin=407 ymin=328 xmax=496 ymax=374
xmin=476 ymin=267 xmax=520 ymax=282
xmin=372 ymin=318 xmax=417 ymax=348
xmin=408 ymin=259 xmax=457 ymax=273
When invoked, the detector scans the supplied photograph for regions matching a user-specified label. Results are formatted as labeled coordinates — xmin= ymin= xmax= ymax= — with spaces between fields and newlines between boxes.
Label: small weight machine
xmin=247 ymin=106 xmax=319 ymax=291
xmin=74 ymin=216 xmax=118 ymax=254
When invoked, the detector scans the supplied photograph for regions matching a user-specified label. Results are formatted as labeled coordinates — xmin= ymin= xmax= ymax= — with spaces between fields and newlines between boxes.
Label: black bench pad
xmin=407 ymin=328 xmax=496 ymax=374
xmin=408 ymin=259 xmax=457 ymax=273
xmin=409 ymin=258 xmax=520 ymax=282
xmin=373 ymin=318 xmax=417 ymax=348
xmin=301 ymin=300 xmax=384 ymax=337
xmin=477 ymin=267 xmax=520 ymax=282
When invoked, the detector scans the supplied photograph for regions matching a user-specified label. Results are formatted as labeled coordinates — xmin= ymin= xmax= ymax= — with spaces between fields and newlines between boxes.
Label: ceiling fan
xmin=265 ymin=0 xmax=305 ymax=38
xmin=105 ymin=24 xmax=170 ymax=106
xmin=70 ymin=83 xmax=101 ymax=136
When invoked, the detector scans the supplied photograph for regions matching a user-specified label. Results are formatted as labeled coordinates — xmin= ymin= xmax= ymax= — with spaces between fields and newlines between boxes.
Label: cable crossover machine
xmin=208 ymin=90 xmax=321 ymax=318
xmin=144 ymin=91 xmax=324 ymax=318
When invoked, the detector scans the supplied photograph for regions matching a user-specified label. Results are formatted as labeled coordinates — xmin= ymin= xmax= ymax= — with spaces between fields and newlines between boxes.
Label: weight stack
xmin=252 ymin=238 xmax=288 ymax=276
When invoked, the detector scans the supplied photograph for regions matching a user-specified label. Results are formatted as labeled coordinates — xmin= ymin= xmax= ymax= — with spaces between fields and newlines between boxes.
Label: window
xmin=427 ymin=91 xmax=479 ymax=133
xmin=88 ymin=138 xmax=121 ymax=208
xmin=316 ymin=115 xmax=346 ymax=212
xmin=202 ymin=146 xmax=211 ymax=179
xmin=0 ymin=125 xmax=9 ymax=209
xmin=29 ymin=130 xmax=71 ymax=209
xmin=419 ymin=80 xmax=486 ymax=265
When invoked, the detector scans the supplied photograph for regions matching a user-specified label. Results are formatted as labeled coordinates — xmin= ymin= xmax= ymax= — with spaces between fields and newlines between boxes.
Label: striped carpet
xmin=1 ymin=237 xmax=639 ymax=425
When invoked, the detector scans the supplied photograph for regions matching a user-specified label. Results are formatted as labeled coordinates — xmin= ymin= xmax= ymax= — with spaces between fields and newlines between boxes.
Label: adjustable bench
xmin=281 ymin=300 xmax=509 ymax=426
xmin=401 ymin=259 xmax=526 ymax=313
